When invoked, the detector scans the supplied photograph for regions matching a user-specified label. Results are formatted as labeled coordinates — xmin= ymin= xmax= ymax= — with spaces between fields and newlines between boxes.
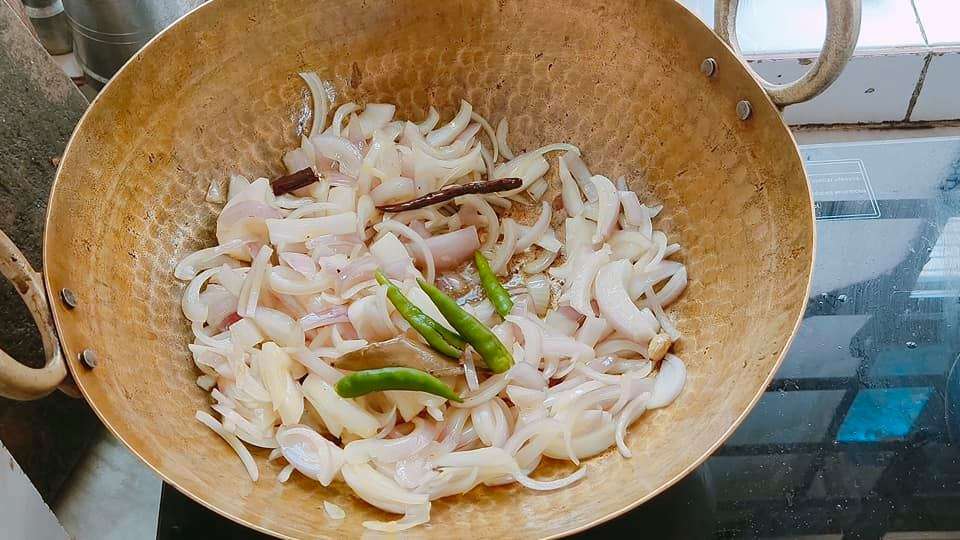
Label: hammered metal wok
xmin=0 ymin=0 xmax=860 ymax=537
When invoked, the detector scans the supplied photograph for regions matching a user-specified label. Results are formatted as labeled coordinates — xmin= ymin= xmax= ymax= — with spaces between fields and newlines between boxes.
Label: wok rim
xmin=42 ymin=0 xmax=817 ymax=537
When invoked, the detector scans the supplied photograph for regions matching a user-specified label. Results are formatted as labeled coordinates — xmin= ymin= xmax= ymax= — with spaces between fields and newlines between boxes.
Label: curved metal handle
xmin=715 ymin=0 xmax=862 ymax=107
xmin=0 ymin=229 xmax=67 ymax=400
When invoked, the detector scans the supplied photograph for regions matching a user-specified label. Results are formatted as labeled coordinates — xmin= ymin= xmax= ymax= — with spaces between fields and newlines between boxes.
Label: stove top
xmin=157 ymin=136 xmax=960 ymax=539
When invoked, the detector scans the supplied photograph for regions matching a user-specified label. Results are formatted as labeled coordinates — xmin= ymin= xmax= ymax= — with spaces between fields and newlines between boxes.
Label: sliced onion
xmin=495 ymin=118 xmax=515 ymax=160
xmin=410 ymin=226 xmax=480 ymax=271
xmin=595 ymin=259 xmax=658 ymax=343
xmin=427 ymin=100 xmax=472 ymax=146
xmin=266 ymin=212 xmax=357 ymax=244
xmin=513 ymin=465 xmax=586 ymax=491
xmin=375 ymin=220 xmax=435 ymax=283
xmin=561 ymin=245 xmax=610 ymax=317
xmin=644 ymin=284 xmax=680 ymax=341
xmin=181 ymin=267 xmax=220 ymax=323
xmin=619 ymin=190 xmax=648 ymax=228
xmin=458 ymin=195 xmax=500 ymax=252
xmin=279 ymin=252 xmax=316 ymax=278
xmin=463 ymin=350 xmax=479 ymax=391
xmin=299 ymin=72 xmax=330 ymax=137
xmin=175 ymin=239 xmax=243 ymax=280
xmin=558 ymin=155 xmax=583 ymax=216
xmin=237 ymin=245 xmax=273 ymax=317
xmin=357 ymin=103 xmax=396 ymax=138
xmin=196 ymin=411 xmax=259 ymax=481
xmin=342 ymin=462 xmax=429 ymax=514
xmin=323 ymin=501 xmax=346 ymax=520
xmin=610 ymin=230 xmax=653 ymax=262
xmin=616 ymin=392 xmax=651 ymax=458
xmin=300 ymin=305 xmax=349 ymax=331
xmin=522 ymin=249 xmax=558 ymax=274
xmin=309 ymin=134 xmax=363 ymax=177
xmin=301 ymin=374 xmax=380 ymax=438
xmin=516 ymin=202 xmax=551 ymax=252
xmin=371 ymin=177 xmax=415 ymax=205
xmin=417 ymin=106 xmax=440 ymax=134
xmin=523 ymin=273 xmax=551 ymax=317
xmin=452 ymin=373 xmax=509 ymax=408
xmin=648 ymin=354 xmax=685 ymax=409
xmin=591 ymin=175 xmax=620 ymax=244
xmin=257 ymin=342 xmax=304 ymax=425
xmin=576 ymin=316 xmax=610 ymax=348
xmin=490 ymin=218 xmax=519 ymax=275
xmin=562 ymin=152 xmax=597 ymax=202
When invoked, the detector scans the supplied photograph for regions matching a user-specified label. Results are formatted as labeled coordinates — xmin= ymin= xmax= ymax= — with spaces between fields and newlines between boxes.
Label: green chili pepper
xmin=375 ymin=271 xmax=465 ymax=357
xmin=417 ymin=278 xmax=514 ymax=373
xmin=335 ymin=367 xmax=463 ymax=402
xmin=474 ymin=251 xmax=514 ymax=317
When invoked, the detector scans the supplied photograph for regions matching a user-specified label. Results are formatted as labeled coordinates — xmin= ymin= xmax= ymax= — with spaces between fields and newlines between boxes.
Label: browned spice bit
xmin=551 ymin=193 xmax=564 ymax=211
xmin=271 ymin=168 xmax=319 ymax=195
xmin=377 ymin=177 xmax=522 ymax=213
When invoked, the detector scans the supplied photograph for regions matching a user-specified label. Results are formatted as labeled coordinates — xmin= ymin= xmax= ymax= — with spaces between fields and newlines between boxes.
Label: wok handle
xmin=714 ymin=0 xmax=861 ymax=107
xmin=0 ymin=229 xmax=68 ymax=400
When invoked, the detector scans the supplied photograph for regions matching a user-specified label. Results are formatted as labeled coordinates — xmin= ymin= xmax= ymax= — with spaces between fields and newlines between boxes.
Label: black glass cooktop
xmin=157 ymin=136 xmax=960 ymax=539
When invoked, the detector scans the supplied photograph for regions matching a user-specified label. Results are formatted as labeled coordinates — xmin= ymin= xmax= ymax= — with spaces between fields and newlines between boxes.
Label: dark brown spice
xmin=377 ymin=177 xmax=522 ymax=213
xmin=271 ymin=168 xmax=319 ymax=195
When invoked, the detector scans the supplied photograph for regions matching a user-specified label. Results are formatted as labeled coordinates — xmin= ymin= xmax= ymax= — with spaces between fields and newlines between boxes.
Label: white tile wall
xmin=913 ymin=0 xmax=960 ymax=46
xmin=910 ymin=52 xmax=960 ymax=121
xmin=676 ymin=0 xmax=960 ymax=124
xmin=750 ymin=54 xmax=926 ymax=124
xmin=677 ymin=0 xmax=927 ymax=53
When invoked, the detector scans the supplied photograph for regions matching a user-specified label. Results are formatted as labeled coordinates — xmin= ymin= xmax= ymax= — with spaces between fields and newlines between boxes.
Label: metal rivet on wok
xmin=60 ymin=288 xmax=78 ymax=309
xmin=736 ymin=100 xmax=753 ymax=120
xmin=700 ymin=57 xmax=717 ymax=77
xmin=79 ymin=349 xmax=98 ymax=369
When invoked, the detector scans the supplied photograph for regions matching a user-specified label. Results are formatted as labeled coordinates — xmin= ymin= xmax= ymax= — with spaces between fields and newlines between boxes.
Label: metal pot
xmin=0 ymin=0 xmax=860 ymax=537
xmin=62 ymin=0 xmax=201 ymax=88
xmin=23 ymin=0 xmax=73 ymax=55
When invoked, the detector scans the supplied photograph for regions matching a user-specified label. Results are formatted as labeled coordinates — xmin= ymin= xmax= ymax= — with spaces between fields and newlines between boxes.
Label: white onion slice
xmin=175 ymin=240 xmax=243 ymax=280
xmin=417 ymin=107 xmax=440 ymax=134
xmin=558 ymin=155 xmax=583 ymax=216
xmin=516 ymin=201 xmax=551 ymax=252
xmin=490 ymin=218 xmax=519 ymax=275
xmin=299 ymin=72 xmax=330 ymax=137
xmin=277 ymin=464 xmax=295 ymax=483
xmin=562 ymin=152 xmax=597 ymax=202
xmin=615 ymin=392 xmax=651 ymax=458
xmin=323 ymin=501 xmax=346 ymax=520
xmin=595 ymin=259 xmax=658 ymax=343
xmin=181 ymin=267 xmax=219 ymax=323
xmin=237 ymin=245 xmax=273 ymax=318
xmin=495 ymin=118 xmax=515 ymax=160
xmin=196 ymin=411 xmax=259 ymax=481
xmin=427 ymin=100 xmax=472 ymax=146
xmin=276 ymin=424 xmax=344 ymax=485
xmin=648 ymin=354 xmax=686 ymax=409
xmin=458 ymin=195 xmax=500 ymax=253
xmin=591 ymin=175 xmax=620 ymax=244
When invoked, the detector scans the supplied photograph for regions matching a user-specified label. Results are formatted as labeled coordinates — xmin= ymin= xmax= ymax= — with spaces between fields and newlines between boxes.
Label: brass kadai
xmin=0 ymin=0 xmax=860 ymax=538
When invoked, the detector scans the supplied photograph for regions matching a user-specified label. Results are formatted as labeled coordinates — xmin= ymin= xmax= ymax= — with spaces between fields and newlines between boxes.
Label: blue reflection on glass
xmin=836 ymin=387 xmax=932 ymax=442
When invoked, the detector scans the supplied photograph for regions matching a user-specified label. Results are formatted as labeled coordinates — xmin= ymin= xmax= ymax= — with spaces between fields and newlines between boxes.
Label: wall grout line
xmin=903 ymin=52 xmax=933 ymax=122
xmin=910 ymin=0 xmax=931 ymax=46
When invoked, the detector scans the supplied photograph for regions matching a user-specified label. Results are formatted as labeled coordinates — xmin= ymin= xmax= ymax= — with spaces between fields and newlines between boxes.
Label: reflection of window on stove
xmin=937 ymin=153 xmax=960 ymax=191
xmin=705 ymin=141 xmax=960 ymax=537
xmin=912 ymin=216 xmax=960 ymax=299
xmin=836 ymin=388 xmax=932 ymax=442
